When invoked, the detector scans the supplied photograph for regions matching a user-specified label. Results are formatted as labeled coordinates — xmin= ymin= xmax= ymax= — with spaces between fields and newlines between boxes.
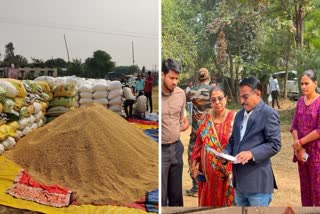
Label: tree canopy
xmin=162 ymin=0 xmax=320 ymax=100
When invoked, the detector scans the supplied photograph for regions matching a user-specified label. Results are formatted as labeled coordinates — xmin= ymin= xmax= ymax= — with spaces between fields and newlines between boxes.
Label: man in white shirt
xmin=123 ymin=86 xmax=136 ymax=118
xmin=135 ymin=91 xmax=147 ymax=118
xmin=269 ymin=75 xmax=281 ymax=109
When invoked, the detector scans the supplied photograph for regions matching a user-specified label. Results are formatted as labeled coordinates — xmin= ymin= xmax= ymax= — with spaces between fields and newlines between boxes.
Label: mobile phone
xmin=197 ymin=174 xmax=206 ymax=182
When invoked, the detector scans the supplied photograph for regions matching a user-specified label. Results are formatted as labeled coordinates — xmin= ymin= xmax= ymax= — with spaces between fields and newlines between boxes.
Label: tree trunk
xmin=228 ymin=49 xmax=235 ymax=96
xmin=294 ymin=0 xmax=304 ymax=48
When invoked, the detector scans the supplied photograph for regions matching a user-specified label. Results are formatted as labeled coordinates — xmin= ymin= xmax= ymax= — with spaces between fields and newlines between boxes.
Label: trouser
xmin=162 ymin=140 xmax=184 ymax=206
xmin=271 ymin=90 xmax=280 ymax=108
xmin=235 ymin=190 xmax=272 ymax=206
xmin=124 ymin=99 xmax=135 ymax=117
xmin=144 ymin=91 xmax=152 ymax=112
xmin=188 ymin=132 xmax=198 ymax=190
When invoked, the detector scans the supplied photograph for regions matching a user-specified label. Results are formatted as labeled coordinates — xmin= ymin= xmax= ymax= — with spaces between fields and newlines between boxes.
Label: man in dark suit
xmin=223 ymin=77 xmax=281 ymax=206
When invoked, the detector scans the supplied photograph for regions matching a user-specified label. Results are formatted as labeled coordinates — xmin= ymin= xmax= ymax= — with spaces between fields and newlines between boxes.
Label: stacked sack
xmin=46 ymin=80 xmax=77 ymax=122
xmin=92 ymin=79 xmax=109 ymax=107
xmin=107 ymin=81 xmax=123 ymax=115
xmin=18 ymin=80 xmax=51 ymax=140
xmin=0 ymin=79 xmax=27 ymax=154
xmin=77 ymin=80 xmax=94 ymax=107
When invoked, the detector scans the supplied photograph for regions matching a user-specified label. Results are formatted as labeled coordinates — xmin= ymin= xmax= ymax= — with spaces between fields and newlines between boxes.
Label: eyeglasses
xmin=211 ymin=96 xmax=225 ymax=103
xmin=239 ymin=92 xmax=256 ymax=101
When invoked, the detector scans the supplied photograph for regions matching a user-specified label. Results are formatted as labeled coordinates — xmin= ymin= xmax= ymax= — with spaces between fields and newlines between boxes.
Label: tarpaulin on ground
xmin=7 ymin=170 xmax=72 ymax=207
xmin=146 ymin=189 xmax=158 ymax=213
xmin=0 ymin=155 xmax=149 ymax=214
xmin=144 ymin=129 xmax=158 ymax=143
xmin=128 ymin=118 xmax=158 ymax=127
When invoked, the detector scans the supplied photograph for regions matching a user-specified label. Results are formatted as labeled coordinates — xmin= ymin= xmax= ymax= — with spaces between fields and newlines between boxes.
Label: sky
xmin=0 ymin=0 xmax=159 ymax=71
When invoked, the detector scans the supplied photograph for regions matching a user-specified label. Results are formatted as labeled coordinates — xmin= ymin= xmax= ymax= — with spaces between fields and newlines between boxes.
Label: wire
xmin=0 ymin=17 xmax=158 ymax=40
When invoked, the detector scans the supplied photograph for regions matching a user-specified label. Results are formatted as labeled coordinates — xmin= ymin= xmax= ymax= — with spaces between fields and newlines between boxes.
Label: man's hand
xmin=236 ymin=151 xmax=253 ymax=165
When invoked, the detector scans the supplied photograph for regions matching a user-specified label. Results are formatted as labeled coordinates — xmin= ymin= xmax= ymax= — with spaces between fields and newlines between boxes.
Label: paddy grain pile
xmin=6 ymin=103 xmax=158 ymax=205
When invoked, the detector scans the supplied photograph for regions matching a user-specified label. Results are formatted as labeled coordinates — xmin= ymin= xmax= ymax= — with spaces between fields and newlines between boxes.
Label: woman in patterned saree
xmin=191 ymin=86 xmax=235 ymax=206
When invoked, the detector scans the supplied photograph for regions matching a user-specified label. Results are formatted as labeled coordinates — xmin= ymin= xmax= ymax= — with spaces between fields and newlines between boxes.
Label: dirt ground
xmin=181 ymin=99 xmax=301 ymax=207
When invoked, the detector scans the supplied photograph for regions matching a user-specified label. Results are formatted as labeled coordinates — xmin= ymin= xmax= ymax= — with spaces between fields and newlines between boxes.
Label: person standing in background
xmin=135 ymin=74 xmax=145 ymax=95
xmin=269 ymin=74 xmax=281 ymax=109
xmin=185 ymin=80 xmax=194 ymax=124
xmin=144 ymin=71 xmax=154 ymax=113
xmin=7 ymin=64 xmax=18 ymax=79
xmin=162 ymin=58 xmax=189 ymax=206
xmin=291 ymin=69 xmax=320 ymax=206
xmin=185 ymin=68 xmax=212 ymax=197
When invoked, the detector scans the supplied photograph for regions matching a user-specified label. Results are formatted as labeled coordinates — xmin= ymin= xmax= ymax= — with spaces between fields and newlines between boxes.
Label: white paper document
xmin=206 ymin=146 xmax=239 ymax=164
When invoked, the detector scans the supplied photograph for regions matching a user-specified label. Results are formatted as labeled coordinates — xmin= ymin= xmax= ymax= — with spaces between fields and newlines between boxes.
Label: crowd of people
xmin=123 ymin=71 xmax=155 ymax=119
xmin=161 ymin=58 xmax=320 ymax=207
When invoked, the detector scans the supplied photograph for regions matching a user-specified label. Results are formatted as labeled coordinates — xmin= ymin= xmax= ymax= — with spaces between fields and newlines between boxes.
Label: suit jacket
xmin=223 ymin=100 xmax=281 ymax=194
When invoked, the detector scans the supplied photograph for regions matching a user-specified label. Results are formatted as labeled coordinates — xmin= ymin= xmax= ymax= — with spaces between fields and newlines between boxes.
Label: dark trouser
xmin=144 ymin=91 xmax=152 ymax=113
xmin=188 ymin=132 xmax=198 ymax=190
xmin=124 ymin=99 xmax=135 ymax=117
xmin=271 ymin=90 xmax=280 ymax=108
xmin=162 ymin=140 xmax=184 ymax=206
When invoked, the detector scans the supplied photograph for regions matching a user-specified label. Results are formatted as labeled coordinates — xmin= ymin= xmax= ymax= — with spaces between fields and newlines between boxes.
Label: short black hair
xmin=301 ymin=69 xmax=317 ymax=82
xmin=162 ymin=58 xmax=180 ymax=75
xmin=148 ymin=71 xmax=151 ymax=75
xmin=209 ymin=85 xmax=225 ymax=97
xmin=239 ymin=77 xmax=262 ymax=92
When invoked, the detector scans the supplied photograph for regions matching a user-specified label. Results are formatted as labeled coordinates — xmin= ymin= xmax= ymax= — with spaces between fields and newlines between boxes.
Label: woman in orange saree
xmin=191 ymin=86 xmax=235 ymax=206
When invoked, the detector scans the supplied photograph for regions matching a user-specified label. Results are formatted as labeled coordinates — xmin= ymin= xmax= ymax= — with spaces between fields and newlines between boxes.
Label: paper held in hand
xmin=206 ymin=146 xmax=239 ymax=164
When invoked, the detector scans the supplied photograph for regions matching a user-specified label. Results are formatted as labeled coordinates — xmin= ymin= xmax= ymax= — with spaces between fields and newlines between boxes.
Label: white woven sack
xmin=30 ymin=123 xmax=38 ymax=130
xmin=33 ymin=102 xmax=42 ymax=114
xmin=80 ymin=92 xmax=93 ymax=98
xmin=18 ymin=118 xmax=30 ymax=130
xmin=79 ymin=84 xmax=93 ymax=93
xmin=108 ymin=97 xmax=123 ymax=106
xmin=108 ymin=81 xmax=122 ymax=90
xmin=93 ymin=91 xmax=108 ymax=99
xmin=34 ymin=76 xmax=56 ymax=88
xmin=92 ymin=83 xmax=108 ymax=91
xmin=29 ymin=115 xmax=36 ymax=124
xmin=22 ymin=126 xmax=32 ymax=136
xmin=0 ymin=80 xmax=18 ymax=98
xmin=108 ymin=89 xmax=122 ymax=100
xmin=34 ymin=111 xmax=43 ymax=122
xmin=79 ymin=98 xmax=93 ymax=104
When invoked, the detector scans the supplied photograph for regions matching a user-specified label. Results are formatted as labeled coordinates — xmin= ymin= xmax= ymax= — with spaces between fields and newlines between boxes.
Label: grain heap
xmin=6 ymin=103 xmax=158 ymax=205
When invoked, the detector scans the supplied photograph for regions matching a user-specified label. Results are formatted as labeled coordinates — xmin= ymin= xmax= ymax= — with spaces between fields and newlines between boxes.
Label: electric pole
xmin=132 ymin=41 xmax=135 ymax=73
xmin=64 ymin=34 xmax=70 ymax=62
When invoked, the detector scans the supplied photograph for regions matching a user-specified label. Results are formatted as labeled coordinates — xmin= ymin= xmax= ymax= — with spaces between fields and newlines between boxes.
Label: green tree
xmin=113 ymin=65 xmax=139 ymax=76
xmin=162 ymin=0 xmax=198 ymax=71
xmin=30 ymin=58 xmax=45 ymax=68
xmin=2 ymin=42 xmax=28 ymax=67
xmin=84 ymin=50 xmax=115 ymax=78
xmin=67 ymin=59 xmax=84 ymax=77
xmin=45 ymin=58 xmax=67 ymax=68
